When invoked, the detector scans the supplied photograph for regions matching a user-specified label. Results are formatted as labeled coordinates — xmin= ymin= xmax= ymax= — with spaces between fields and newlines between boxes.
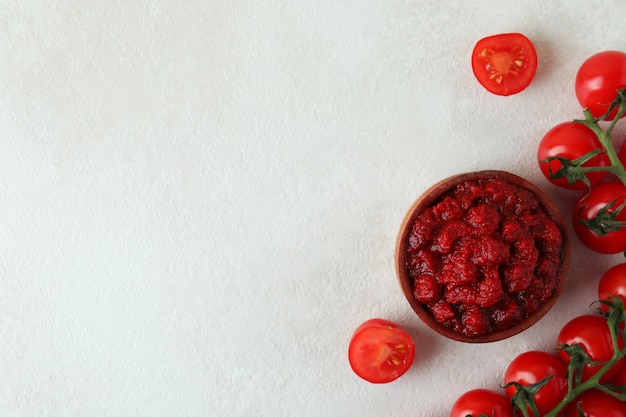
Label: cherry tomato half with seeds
xmin=450 ymin=388 xmax=514 ymax=417
xmin=556 ymin=315 xmax=624 ymax=384
xmin=537 ymin=121 xmax=610 ymax=190
xmin=503 ymin=351 xmax=567 ymax=417
xmin=572 ymin=182 xmax=626 ymax=254
xmin=598 ymin=263 xmax=626 ymax=314
xmin=348 ymin=318 xmax=415 ymax=383
xmin=471 ymin=33 xmax=538 ymax=96
xmin=563 ymin=389 xmax=626 ymax=417
xmin=575 ymin=51 xmax=626 ymax=121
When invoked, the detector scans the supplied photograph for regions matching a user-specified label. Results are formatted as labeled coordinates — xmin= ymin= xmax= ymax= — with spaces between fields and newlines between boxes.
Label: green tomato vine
xmin=542 ymin=89 xmax=626 ymax=238
xmin=512 ymin=297 xmax=625 ymax=417
xmin=543 ymin=89 xmax=626 ymax=187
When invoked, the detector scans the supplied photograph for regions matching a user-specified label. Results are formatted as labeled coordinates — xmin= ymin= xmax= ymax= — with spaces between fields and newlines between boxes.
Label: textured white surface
xmin=2 ymin=1 xmax=626 ymax=416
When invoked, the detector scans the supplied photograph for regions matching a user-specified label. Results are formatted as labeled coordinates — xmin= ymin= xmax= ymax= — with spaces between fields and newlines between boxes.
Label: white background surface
xmin=2 ymin=1 xmax=626 ymax=416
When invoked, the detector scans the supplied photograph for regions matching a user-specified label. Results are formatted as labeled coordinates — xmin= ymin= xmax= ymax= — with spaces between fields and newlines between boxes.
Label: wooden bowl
xmin=395 ymin=170 xmax=571 ymax=343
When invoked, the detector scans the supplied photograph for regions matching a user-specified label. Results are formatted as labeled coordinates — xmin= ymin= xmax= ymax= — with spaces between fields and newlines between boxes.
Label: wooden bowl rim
xmin=395 ymin=170 xmax=571 ymax=343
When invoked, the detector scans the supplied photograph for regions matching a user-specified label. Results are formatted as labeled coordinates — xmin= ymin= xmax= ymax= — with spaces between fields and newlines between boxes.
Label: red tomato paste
xmin=407 ymin=177 xmax=564 ymax=337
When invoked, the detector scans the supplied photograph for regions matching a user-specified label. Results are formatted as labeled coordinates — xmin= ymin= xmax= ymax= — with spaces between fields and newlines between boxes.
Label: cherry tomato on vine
xmin=598 ymin=263 xmax=626 ymax=313
xmin=537 ymin=121 xmax=610 ymax=190
xmin=471 ymin=33 xmax=538 ymax=96
xmin=450 ymin=388 xmax=514 ymax=417
xmin=563 ymin=389 xmax=626 ymax=417
xmin=503 ymin=351 xmax=567 ymax=417
xmin=556 ymin=315 xmax=624 ymax=383
xmin=348 ymin=318 xmax=415 ymax=383
xmin=572 ymin=181 xmax=626 ymax=254
xmin=575 ymin=50 xmax=626 ymax=120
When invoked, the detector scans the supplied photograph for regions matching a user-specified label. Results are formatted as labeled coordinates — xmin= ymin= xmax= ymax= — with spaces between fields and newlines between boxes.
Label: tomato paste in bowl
xmin=395 ymin=170 xmax=571 ymax=343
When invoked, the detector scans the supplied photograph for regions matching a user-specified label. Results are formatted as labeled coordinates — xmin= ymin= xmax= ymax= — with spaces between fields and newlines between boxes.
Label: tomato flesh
xmin=471 ymin=33 xmax=538 ymax=96
xmin=348 ymin=318 xmax=415 ymax=383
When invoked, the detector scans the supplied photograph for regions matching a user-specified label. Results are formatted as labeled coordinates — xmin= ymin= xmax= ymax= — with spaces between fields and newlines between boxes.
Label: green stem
xmin=542 ymin=298 xmax=626 ymax=417
xmin=575 ymin=104 xmax=626 ymax=185
xmin=543 ymin=346 xmax=625 ymax=417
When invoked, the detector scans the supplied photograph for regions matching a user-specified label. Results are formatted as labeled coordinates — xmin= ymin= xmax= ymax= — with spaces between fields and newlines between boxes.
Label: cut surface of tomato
xmin=471 ymin=33 xmax=538 ymax=96
xmin=348 ymin=318 xmax=415 ymax=383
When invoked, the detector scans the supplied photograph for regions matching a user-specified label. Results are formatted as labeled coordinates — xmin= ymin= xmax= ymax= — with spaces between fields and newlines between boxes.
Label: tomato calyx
xmin=576 ymin=199 xmax=626 ymax=236
xmin=573 ymin=89 xmax=626 ymax=185
xmin=502 ymin=375 xmax=553 ymax=417
xmin=596 ymin=88 xmax=626 ymax=122
xmin=540 ymin=149 xmax=606 ymax=190
xmin=544 ymin=89 xmax=626 ymax=192
xmin=558 ymin=343 xmax=602 ymax=388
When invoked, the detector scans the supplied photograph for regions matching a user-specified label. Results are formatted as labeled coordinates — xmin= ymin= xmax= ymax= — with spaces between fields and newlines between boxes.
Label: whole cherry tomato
xmin=450 ymin=388 xmax=514 ymax=417
xmin=563 ymin=389 xmax=626 ymax=417
xmin=471 ymin=33 xmax=537 ymax=96
xmin=575 ymin=50 xmax=626 ymax=120
xmin=348 ymin=318 xmax=415 ymax=383
xmin=598 ymin=263 xmax=626 ymax=313
xmin=503 ymin=351 xmax=567 ymax=417
xmin=572 ymin=182 xmax=626 ymax=254
xmin=556 ymin=315 xmax=624 ymax=383
xmin=537 ymin=121 xmax=610 ymax=190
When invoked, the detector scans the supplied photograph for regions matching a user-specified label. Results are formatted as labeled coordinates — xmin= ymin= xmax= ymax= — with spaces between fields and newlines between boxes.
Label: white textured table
xmin=2 ymin=1 xmax=626 ymax=416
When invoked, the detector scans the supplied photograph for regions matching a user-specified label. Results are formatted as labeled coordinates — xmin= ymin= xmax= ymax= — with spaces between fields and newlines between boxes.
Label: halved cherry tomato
xmin=537 ymin=121 xmax=610 ymax=190
xmin=563 ymin=389 xmax=626 ymax=417
xmin=450 ymin=388 xmax=514 ymax=417
xmin=575 ymin=51 xmax=626 ymax=120
xmin=572 ymin=182 xmax=626 ymax=254
xmin=348 ymin=318 xmax=415 ymax=383
xmin=471 ymin=33 xmax=538 ymax=96
xmin=503 ymin=351 xmax=567 ymax=417
xmin=556 ymin=315 xmax=624 ymax=384
xmin=598 ymin=263 xmax=626 ymax=314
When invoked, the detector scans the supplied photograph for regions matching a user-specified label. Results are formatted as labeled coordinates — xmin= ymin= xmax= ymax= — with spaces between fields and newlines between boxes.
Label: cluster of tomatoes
xmin=450 ymin=262 xmax=626 ymax=417
xmin=537 ymin=51 xmax=626 ymax=255
xmin=348 ymin=264 xmax=626 ymax=416
xmin=348 ymin=36 xmax=626 ymax=417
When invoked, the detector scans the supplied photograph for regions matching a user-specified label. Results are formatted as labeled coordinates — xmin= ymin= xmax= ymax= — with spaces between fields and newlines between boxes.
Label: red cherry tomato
xmin=598 ymin=263 xmax=626 ymax=313
xmin=348 ymin=318 xmax=415 ymax=383
xmin=471 ymin=33 xmax=538 ymax=96
xmin=503 ymin=351 xmax=567 ymax=417
xmin=572 ymin=182 xmax=626 ymax=254
xmin=537 ymin=122 xmax=610 ymax=190
xmin=613 ymin=359 xmax=626 ymax=386
xmin=575 ymin=51 xmax=626 ymax=120
xmin=450 ymin=388 xmax=514 ymax=417
xmin=563 ymin=389 xmax=626 ymax=417
xmin=556 ymin=315 xmax=624 ymax=383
